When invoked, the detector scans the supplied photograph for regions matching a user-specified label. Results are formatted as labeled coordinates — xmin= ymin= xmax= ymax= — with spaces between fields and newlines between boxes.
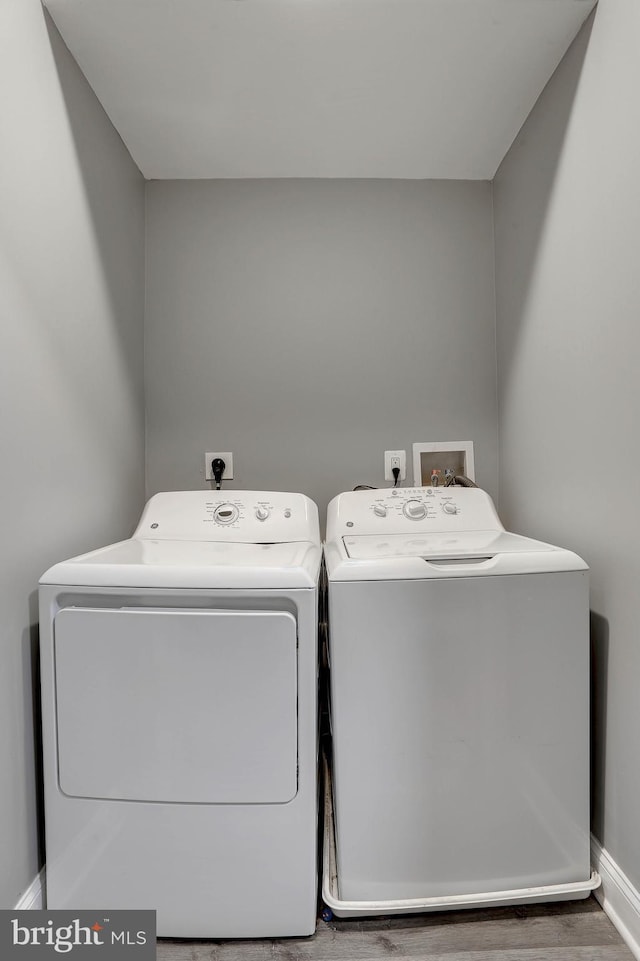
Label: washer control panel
xmin=135 ymin=490 xmax=319 ymax=543
xmin=327 ymin=487 xmax=503 ymax=538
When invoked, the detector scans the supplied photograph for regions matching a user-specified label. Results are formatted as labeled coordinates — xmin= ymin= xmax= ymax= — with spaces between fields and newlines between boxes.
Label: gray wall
xmin=145 ymin=180 xmax=498 ymax=521
xmin=0 ymin=1 xmax=145 ymax=905
xmin=494 ymin=0 xmax=640 ymax=889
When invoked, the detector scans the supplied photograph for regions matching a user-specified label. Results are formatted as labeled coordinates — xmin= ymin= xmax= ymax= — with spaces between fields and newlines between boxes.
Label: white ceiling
xmin=43 ymin=0 xmax=596 ymax=180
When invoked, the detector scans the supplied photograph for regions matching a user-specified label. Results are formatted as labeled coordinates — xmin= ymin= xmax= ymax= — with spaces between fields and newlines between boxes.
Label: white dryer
xmin=39 ymin=490 xmax=321 ymax=938
xmin=322 ymin=486 xmax=599 ymax=917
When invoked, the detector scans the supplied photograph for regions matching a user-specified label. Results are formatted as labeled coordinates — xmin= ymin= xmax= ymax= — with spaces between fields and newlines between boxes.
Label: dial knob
xmin=403 ymin=499 xmax=427 ymax=520
xmin=373 ymin=504 xmax=387 ymax=518
xmin=255 ymin=506 xmax=270 ymax=521
xmin=443 ymin=502 xmax=458 ymax=515
xmin=214 ymin=503 xmax=239 ymax=525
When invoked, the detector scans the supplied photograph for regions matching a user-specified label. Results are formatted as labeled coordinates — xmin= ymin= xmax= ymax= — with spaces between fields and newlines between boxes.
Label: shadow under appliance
xmin=40 ymin=490 xmax=321 ymax=938
xmin=323 ymin=486 xmax=599 ymax=917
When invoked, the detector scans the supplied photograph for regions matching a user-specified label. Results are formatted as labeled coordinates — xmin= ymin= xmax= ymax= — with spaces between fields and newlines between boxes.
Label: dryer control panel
xmin=326 ymin=487 xmax=504 ymax=538
xmin=134 ymin=490 xmax=320 ymax=544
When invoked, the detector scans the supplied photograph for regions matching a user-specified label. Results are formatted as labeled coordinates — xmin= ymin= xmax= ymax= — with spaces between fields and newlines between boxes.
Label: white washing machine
xmin=39 ymin=490 xmax=321 ymax=938
xmin=322 ymin=486 xmax=599 ymax=917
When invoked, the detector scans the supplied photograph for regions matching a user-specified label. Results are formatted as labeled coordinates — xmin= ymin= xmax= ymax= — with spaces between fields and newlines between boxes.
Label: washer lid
xmin=40 ymin=538 xmax=321 ymax=589
xmin=326 ymin=529 xmax=587 ymax=580
xmin=343 ymin=530 xmax=553 ymax=560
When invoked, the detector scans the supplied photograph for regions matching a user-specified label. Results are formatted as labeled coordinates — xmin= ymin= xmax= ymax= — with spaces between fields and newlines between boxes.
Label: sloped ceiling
xmin=43 ymin=0 xmax=596 ymax=179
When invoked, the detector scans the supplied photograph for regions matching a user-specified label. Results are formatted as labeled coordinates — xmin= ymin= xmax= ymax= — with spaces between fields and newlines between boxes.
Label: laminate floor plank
xmin=157 ymin=897 xmax=634 ymax=961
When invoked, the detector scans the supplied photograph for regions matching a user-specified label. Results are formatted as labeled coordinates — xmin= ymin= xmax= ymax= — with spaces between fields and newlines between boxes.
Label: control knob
xmin=373 ymin=505 xmax=387 ymax=518
xmin=255 ymin=506 xmax=270 ymax=521
xmin=403 ymin=499 xmax=427 ymax=520
xmin=214 ymin=503 xmax=239 ymax=525
xmin=443 ymin=502 xmax=459 ymax=515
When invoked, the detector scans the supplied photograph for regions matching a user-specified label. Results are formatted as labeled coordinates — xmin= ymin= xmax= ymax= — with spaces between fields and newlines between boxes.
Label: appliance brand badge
xmin=1 ymin=911 xmax=156 ymax=960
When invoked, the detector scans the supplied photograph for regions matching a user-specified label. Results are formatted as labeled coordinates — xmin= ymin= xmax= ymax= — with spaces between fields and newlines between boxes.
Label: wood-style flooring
xmin=157 ymin=896 xmax=633 ymax=961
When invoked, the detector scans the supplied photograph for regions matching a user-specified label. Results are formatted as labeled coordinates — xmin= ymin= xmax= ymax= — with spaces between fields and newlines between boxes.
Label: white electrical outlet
xmin=205 ymin=452 xmax=234 ymax=481
xmin=384 ymin=449 xmax=406 ymax=481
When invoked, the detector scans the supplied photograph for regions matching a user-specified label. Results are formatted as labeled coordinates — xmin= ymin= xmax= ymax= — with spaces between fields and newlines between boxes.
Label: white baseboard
xmin=14 ymin=868 xmax=45 ymax=910
xmin=592 ymin=835 xmax=640 ymax=960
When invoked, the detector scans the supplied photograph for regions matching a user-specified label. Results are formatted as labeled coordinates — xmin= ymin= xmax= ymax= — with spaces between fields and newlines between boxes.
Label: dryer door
xmin=54 ymin=607 xmax=298 ymax=804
